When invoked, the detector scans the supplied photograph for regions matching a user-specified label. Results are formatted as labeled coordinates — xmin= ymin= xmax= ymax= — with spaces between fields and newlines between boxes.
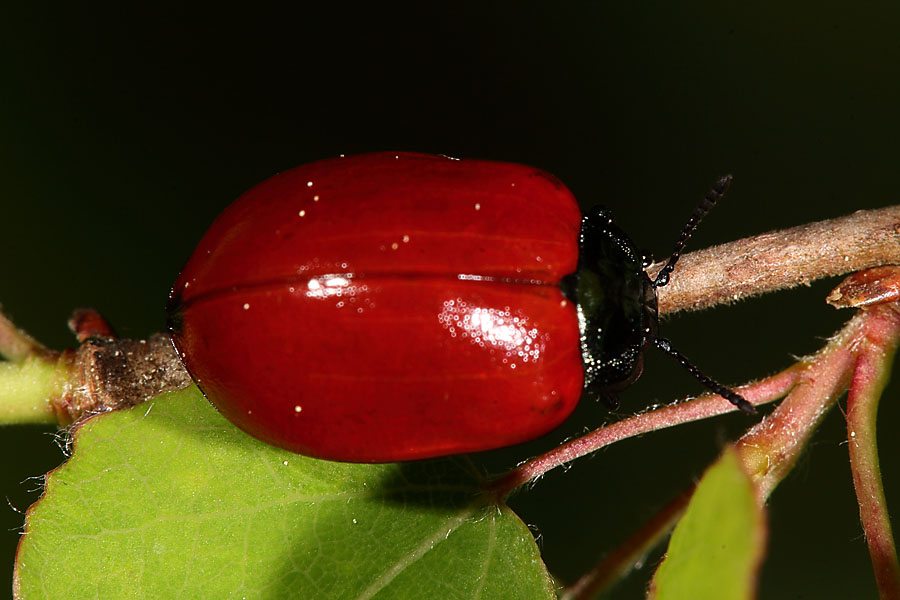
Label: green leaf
xmin=14 ymin=387 xmax=556 ymax=599
xmin=649 ymin=447 xmax=766 ymax=600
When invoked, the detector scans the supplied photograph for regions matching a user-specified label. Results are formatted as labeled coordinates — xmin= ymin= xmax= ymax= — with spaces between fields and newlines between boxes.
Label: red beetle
xmin=168 ymin=152 xmax=748 ymax=462
xmin=168 ymin=152 xmax=585 ymax=462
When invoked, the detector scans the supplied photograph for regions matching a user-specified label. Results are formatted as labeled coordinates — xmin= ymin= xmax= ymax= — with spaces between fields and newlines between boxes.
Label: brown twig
xmin=51 ymin=334 xmax=193 ymax=425
xmin=654 ymin=205 xmax=900 ymax=315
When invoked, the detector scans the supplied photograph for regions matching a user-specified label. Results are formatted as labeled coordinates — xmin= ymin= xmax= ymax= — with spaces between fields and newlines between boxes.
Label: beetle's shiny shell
xmin=168 ymin=152 xmax=583 ymax=462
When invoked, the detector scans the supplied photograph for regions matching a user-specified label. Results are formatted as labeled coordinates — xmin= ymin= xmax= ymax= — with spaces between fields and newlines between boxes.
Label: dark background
xmin=2 ymin=4 xmax=899 ymax=598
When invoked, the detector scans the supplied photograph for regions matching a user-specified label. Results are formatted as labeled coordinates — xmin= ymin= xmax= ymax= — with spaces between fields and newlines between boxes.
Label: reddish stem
xmin=0 ymin=310 xmax=53 ymax=362
xmin=559 ymin=487 xmax=693 ymax=600
xmin=734 ymin=334 xmax=856 ymax=500
xmin=554 ymin=304 xmax=900 ymax=598
xmin=67 ymin=308 xmax=117 ymax=342
xmin=846 ymin=305 xmax=900 ymax=600
xmin=490 ymin=366 xmax=801 ymax=499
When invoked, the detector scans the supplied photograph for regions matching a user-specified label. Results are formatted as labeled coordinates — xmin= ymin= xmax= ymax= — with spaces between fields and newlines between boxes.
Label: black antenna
xmin=652 ymin=175 xmax=753 ymax=413
xmin=653 ymin=338 xmax=754 ymax=413
xmin=654 ymin=175 xmax=732 ymax=288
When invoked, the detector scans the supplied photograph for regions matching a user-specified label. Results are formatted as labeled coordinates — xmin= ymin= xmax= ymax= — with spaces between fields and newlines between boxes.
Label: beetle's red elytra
xmin=168 ymin=152 xmax=584 ymax=462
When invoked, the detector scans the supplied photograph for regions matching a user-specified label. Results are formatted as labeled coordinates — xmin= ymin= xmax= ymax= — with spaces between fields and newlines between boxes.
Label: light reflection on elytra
xmin=438 ymin=298 xmax=544 ymax=369
xmin=303 ymin=274 xmax=369 ymax=312
xmin=300 ymin=276 xmax=546 ymax=368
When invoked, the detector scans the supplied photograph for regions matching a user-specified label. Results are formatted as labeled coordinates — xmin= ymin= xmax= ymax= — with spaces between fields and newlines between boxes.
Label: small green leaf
xmin=649 ymin=447 xmax=766 ymax=600
xmin=14 ymin=387 xmax=556 ymax=599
